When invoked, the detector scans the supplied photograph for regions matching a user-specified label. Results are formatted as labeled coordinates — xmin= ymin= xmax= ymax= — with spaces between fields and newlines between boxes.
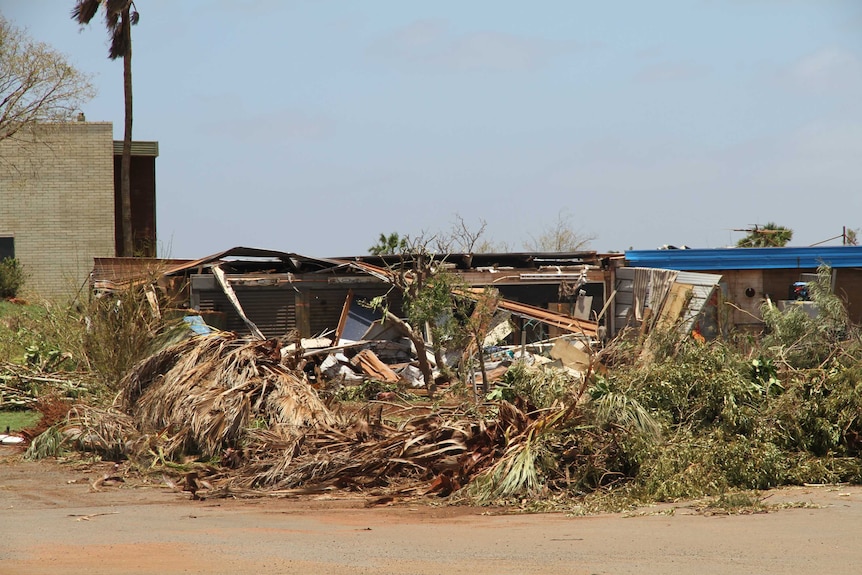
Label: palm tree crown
xmin=736 ymin=223 xmax=793 ymax=248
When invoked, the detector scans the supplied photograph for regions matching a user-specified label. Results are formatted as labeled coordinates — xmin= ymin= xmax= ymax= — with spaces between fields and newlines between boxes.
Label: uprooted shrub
xmin=80 ymin=284 xmax=189 ymax=389
xmin=2 ymin=280 xmax=190 ymax=398
xmin=491 ymin=361 xmax=584 ymax=410
xmin=463 ymin=362 xmax=661 ymax=504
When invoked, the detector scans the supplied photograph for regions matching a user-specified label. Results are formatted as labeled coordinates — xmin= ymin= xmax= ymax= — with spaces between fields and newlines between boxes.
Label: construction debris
xmin=350 ymin=349 xmax=399 ymax=383
xmin=22 ymin=250 xmax=729 ymax=504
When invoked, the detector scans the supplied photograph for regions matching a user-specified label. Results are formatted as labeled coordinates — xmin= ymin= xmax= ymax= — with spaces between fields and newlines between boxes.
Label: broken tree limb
xmin=383 ymin=311 xmax=435 ymax=397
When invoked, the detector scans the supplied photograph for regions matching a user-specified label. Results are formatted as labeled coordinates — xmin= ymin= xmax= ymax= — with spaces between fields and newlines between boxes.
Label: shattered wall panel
xmin=613 ymin=268 xmax=635 ymax=335
xmin=306 ymin=286 xmax=403 ymax=338
xmin=646 ymin=269 xmax=679 ymax=316
xmin=631 ymin=268 xmax=679 ymax=320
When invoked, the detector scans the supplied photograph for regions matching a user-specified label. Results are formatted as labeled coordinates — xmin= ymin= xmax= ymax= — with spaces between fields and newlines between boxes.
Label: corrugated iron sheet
xmin=612 ymin=268 xmax=720 ymax=336
xmin=626 ymin=246 xmax=862 ymax=271
xmin=197 ymin=287 xmax=296 ymax=338
xmin=675 ymin=271 xmax=723 ymax=332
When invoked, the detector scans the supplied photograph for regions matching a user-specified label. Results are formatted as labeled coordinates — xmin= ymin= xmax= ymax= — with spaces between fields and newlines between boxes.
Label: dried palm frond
xmin=26 ymin=404 xmax=142 ymax=461
xmin=63 ymin=405 xmax=140 ymax=459
xmin=119 ymin=333 xmax=332 ymax=460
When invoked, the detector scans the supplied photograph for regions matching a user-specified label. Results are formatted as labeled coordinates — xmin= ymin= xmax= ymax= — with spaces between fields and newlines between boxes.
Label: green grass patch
xmin=0 ymin=410 xmax=41 ymax=432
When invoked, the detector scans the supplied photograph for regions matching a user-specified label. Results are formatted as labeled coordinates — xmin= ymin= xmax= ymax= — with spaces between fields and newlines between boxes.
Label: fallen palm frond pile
xmin=27 ymin=333 xmax=332 ymax=464
xmin=224 ymin=406 xmax=513 ymax=494
xmin=27 ymin=332 xmax=644 ymax=502
xmin=117 ymin=333 xmax=333 ymax=459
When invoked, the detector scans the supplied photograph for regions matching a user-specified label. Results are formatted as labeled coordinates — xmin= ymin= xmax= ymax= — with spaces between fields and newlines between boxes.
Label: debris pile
xmin=118 ymin=333 xmax=334 ymax=459
xmin=30 ymin=331 xmax=623 ymax=502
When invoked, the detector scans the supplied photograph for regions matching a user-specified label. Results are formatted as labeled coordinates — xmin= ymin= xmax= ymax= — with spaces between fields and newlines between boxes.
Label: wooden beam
xmin=332 ymin=289 xmax=354 ymax=346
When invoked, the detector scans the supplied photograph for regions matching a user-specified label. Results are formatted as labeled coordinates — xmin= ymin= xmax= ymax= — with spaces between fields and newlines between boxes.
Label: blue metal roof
xmin=625 ymin=246 xmax=862 ymax=271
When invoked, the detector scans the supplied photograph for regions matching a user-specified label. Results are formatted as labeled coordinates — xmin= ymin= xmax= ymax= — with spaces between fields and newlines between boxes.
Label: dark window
xmin=0 ymin=236 xmax=13 ymax=261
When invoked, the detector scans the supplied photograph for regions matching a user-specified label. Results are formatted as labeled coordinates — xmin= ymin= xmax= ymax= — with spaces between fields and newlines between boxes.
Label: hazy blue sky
xmin=5 ymin=1 xmax=862 ymax=257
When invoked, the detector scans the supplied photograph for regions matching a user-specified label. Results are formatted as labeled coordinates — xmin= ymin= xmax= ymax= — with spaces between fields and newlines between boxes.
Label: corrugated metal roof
xmin=162 ymin=247 xmax=339 ymax=276
xmin=676 ymin=271 xmax=724 ymax=286
xmin=625 ymin=246 xmax=862 ymax=270
xmin=91 ymin=257 xmax=192 ymax=287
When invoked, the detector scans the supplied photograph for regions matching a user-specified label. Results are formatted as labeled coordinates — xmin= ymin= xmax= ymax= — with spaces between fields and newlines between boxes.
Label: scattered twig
xmin=68 ymin=511 xmax=120 ymax=521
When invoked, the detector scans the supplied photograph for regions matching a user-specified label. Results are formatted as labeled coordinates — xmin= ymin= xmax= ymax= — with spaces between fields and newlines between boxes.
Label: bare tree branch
xmin=525 ymin=209 xmax=595 ymax=252
xmin=0 ymin=16 xmax=95 ymax=142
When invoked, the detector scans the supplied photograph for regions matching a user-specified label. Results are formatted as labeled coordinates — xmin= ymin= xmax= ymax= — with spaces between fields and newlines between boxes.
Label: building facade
xmin=0 ymin=121 xmax=157 ymax=300
xmin=0 ymin=122 xmax=115 ymax=299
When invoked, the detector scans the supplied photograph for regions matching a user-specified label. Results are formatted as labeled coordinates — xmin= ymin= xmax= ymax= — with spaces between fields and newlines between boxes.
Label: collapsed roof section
xmin=91 ymin=247 xmax=609 ymax=342
xmin=90 ymin=246 xmax=731 ymax=364
xmin=92 ymin=247 xmax=728 ymax=345
xmin=160 ymin=246 xmax=342 ymax=276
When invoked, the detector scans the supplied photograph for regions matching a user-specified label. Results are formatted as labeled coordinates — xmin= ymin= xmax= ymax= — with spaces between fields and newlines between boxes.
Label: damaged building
xmin=93 ymin=247 xmax=616 ymax=344
xmin=625 ymin=246 xmax=862 ymax=332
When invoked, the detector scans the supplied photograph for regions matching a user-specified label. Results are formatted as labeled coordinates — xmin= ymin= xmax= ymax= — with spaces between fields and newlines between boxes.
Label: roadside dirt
xmin=2 ymin=446 xmax=862 ymax=575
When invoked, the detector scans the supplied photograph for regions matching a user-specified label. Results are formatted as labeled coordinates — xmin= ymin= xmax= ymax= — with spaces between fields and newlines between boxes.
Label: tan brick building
xmin=0 ymin=121 xmax=158 ymax=300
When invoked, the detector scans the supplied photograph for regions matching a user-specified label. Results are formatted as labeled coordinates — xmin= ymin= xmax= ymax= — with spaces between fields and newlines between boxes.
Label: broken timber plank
xmin=463 ymin=291 xmax=598 ymax=337
xmin=212 ymin=265 xmax=266 ymax=340
xmin=351 ymin=349 xmax=399 ymax=383
xmin=332 ymin=289 xmax=354 ymax=346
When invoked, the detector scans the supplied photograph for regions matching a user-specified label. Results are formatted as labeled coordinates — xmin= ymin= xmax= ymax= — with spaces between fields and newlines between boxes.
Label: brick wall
xmin=0 ymin=122 xmax=115 ymax=300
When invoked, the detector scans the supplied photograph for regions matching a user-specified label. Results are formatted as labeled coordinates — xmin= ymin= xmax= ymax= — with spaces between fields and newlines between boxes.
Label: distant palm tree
xmin=736 ymin=223 xmax=793 ymax=248
xmin=72 ymin=0 xmax=140 ymax=257
xmin=369 ymin=232 xmax=408 ymax=255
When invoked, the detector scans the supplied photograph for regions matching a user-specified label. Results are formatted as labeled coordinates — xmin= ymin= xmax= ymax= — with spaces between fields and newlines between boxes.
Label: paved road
xmin=2 ymin=454 xmax=861 ymax=574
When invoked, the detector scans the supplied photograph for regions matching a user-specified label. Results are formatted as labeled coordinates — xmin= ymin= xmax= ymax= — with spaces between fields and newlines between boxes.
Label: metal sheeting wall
xmin=613 ymin=268 xmax=635 ymax=335
xmin=613 ymin=268 xmax=720 ymax=336
xmin=675 ymin=271 xmax=722 ymax=333
xmin=196 ymin=287 xmax=296 ymax=338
